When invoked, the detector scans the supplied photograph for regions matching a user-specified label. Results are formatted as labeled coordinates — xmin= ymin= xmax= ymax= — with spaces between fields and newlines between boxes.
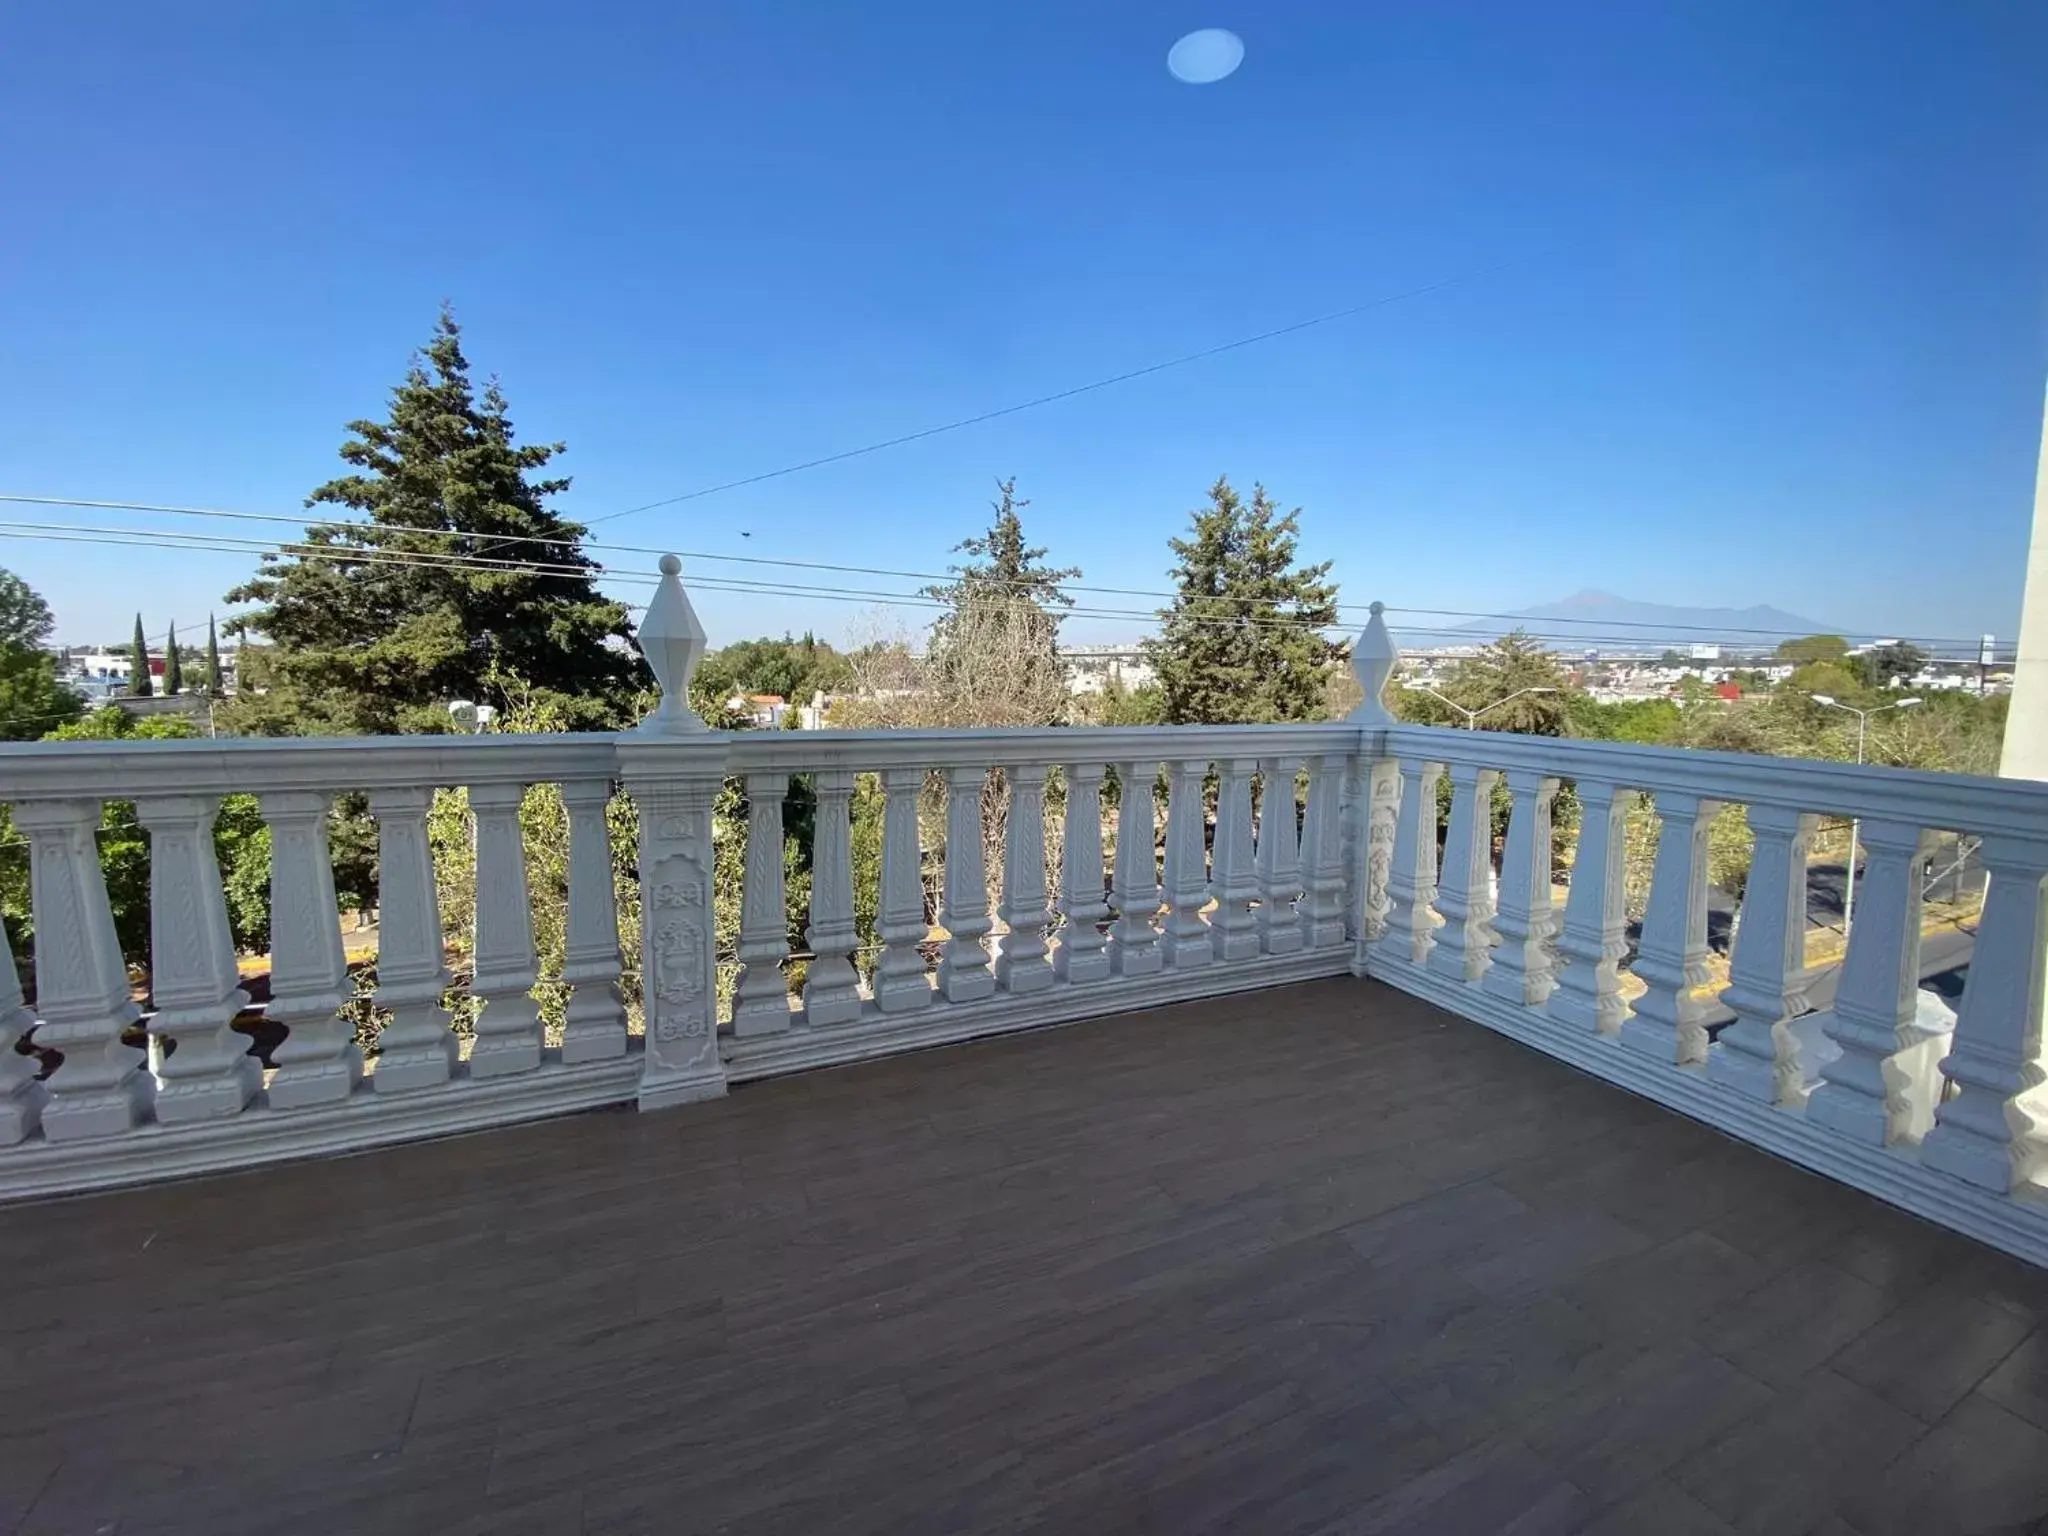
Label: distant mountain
xmin=1454 ymin=590 xmax=1843 ymax=653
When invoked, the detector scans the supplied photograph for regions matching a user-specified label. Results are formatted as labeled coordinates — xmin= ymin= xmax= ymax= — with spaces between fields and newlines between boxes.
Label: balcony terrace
xmin=3 ymin=571 xmax=2048 ymax=1531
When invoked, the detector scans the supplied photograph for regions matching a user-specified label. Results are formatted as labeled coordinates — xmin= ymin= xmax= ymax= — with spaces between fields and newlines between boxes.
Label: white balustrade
xmin=875 ymin=765 xmax=934 ymax=1012
xmin=558 ymin=778 xmax=628 ymax=1062
xmin=802 ymin=768 xmax=864 ymax=1023
xmin=1053 ymin=761 xmax=1111 ymax=984
xmin=1357 ymin=759 xmax=1402 ymax=946
xmin=0 ymin=920 xmax=41 ymax=1144
xmin=1620 ymin=791 xmax=1722 ymax=1066
xmin=1299 ymin=754 xmax=1350 ymax=951
xmin=366 ymin=787 xmax=457 ymax=1091
xmin=1210 ymin=758 xmax=1261 ymax=962
xmin=261 ymin=790 xmax=362 ymax=1107
xmin=136 ymin=795 xmax=260 ymax=1121
xmin=468 ymin=782 xmax=544 ymax=1077
xmin=1921 ymin=837 xmax=2048 ymax=1192
xmin=1809 ymin=823 xmax=1939 ymax=1145
xmin=1160 ymin=758 xmax=1212 ymax=968
xmin=1430 ymin=763 xmax=1499 ymax=982
xmin=1108 ymin=761 xmax=1163 ymax=977
xmin=1547 ymin=780 xmax=1632 ymax=1034
xmin=1710 ymin=805 xmax=1816 ymax=1104
xmin=995 ymin=764 xmax=1054 ymax=994
xmin=14 ymin=799 xmax=149 ymax=1139
xmin=1255 ymin=757 xmax=1304 ymax=956
xmin=1483 ymin=771 xmax=1559 ymax=1008
xmin=1379 ymin=759 xmax=1443 ymax=967
xmin=732 ymin=771 xmax=793 ymax=1036
xmin=937 ymin=766 xmax=996 ymax=1004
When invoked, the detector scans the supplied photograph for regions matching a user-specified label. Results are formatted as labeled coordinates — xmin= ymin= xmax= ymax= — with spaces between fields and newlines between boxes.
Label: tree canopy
xmin=1145 ymin=477 xmax=1341 ymax=725
xmin=695 ymin=633 xmax=853 ymax=710
xmin=0 ymin=568 xmax=54 ymax=649
xmin=221 ymin=307 xmax=642 ymax=735
xmin=127 ymin=613 xmax=152 ymax=698
xmin=1776 ymin=633 xmax=1849 ymax=665
xmin=1397 ymin=631 xmax=1572 ymax=735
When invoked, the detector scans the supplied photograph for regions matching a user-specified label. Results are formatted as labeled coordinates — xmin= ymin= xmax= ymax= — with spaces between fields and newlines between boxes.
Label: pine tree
xmin=203 ymin=614 xmax=223 ymax=698
xmin=163 ymin=620 xmax=183 ymax=695
xmin=1145 ymin=477 xmax=1341 ymax=724
xmin=222 ymin=307 xmax=643 ymax=734
xmin=915 ymin=478 xmax=1081 ymax=726
xmin=128 ymin=613 xmax=153 ymax=698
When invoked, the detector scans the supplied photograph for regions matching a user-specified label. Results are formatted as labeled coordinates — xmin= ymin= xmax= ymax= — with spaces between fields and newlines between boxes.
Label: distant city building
xmin=1062 ymin=644 xmax=1155 ymax=696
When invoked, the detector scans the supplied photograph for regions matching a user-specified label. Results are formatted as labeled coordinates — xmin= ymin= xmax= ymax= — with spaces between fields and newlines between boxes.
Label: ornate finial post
xmin=634 ymin=555 xmax=709 ymax=736
xmin=1347 ymin=600 xmax=1397 ymax=725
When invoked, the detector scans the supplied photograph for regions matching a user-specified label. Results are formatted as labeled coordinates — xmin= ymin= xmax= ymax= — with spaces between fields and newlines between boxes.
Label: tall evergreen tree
xmin=1145 ymin=477 xmax=1341 ymax=724
xmin=916 ymin=478 xmax=1082 ymax=727
xmin=127 ymin=613 xmax=153 ymax=698
xmin=163 ymin=620 xmax=183 ymax=695
xmin=203 ymin=614 xmax=223 ymax=698
xmin=222 ymin=307 xmax=643 ymax=734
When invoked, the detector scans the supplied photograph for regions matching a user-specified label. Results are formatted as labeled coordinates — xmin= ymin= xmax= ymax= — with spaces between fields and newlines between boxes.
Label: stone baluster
xmin=1160 ymin=758 xmax=1212 ymax=969
xmin=1549 ymin=780 xmax=1632 ymax=1034
xmin=995 ymin=763 xmax=1055 ymax=994
xmin=261 ymin=791 xmax=362 ymax=1106
xmin=802 ymin=768 xmax=864 ymax=1024
xmin=558 ymin=778 xmax=628 ymax=1062
xmin=0 ymin=917 xmax=41 ymax=1143
xmin=1299 ymin=754 xmax=1350 ymax=951
xmin=1710 ymin=805 xmax=1817 ymax=1104
xmin=1108 ymin=760 xmax=1164 ymax=976
xmin=1809 ymin=822 xmax=1938 ymax=1146
xmin=1357 ymin=759 xmax=1402 ymax=951
xmin=1210 ymin=758 xmax=1261 ymax=962
xmin=1255 ymin=757 xmax=1304 ymax=956
xmin=1920 ymin=837 xmax=2048 ymax=1192
xmin=1379 ymin=760 xmax=1443 ymax=968
xmin=13 ymin=802 xmax=149 ymax=1138
xmin=731 ymin=772 xmax=793 ymax=1036
xmin=874 ymin=766 xmax=933 ymax=1012
xmin=1483 ymin=772 xmax=1560 ymax=1007
xmin=1430 ymin=764 xmax=1500 ymax=982
xmin=619 ymin=754 xmax=729 ymax=1108
xmin=466 ymin=782 xmax=543 ymax=1077
xmin=937 ymin=766 xmax=996 ymax=1003
xmin=1054 ymin=762 xmax=1111 ymax=984
xmin=366 ymin=787 xmax=457 ymax=1091
xmin=134 ymin=795 xmax=259 ymax=1121
xmin=1620 ymin=791 xmax=1722 ymax=1066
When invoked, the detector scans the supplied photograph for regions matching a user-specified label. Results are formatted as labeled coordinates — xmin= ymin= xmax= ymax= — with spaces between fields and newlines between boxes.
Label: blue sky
xmin=1 ymin=0 xmax=2043 ymax=653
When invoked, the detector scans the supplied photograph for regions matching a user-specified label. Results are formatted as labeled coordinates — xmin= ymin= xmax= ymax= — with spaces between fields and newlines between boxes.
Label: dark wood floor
xmin=7 ymin=978 xmax=2048 ymax=1536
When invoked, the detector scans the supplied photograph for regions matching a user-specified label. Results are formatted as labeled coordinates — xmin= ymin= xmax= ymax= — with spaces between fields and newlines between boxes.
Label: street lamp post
xmin=1810 ymin=693 xmax=1923 ymax=932
xmin=1402 ymin=684 xmax=1557 ymax=729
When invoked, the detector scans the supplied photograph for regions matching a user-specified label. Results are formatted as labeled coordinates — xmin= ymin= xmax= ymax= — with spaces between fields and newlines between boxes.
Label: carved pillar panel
xmin=1430 ymin=764 xmax=1500 ymax=983
xmin=1356 ymin=759 xmax=1402 ymax=961
xmin=1108 ymin=760 xmax=1163 ymax=977
xmin=1379 ymin=760 xmax=1443 ymax=969
xmin=136 ymin=795 xmax=259 ymax=1122
xmin=1255 ymin=757 xmax=1304 ymax=957
xmin=802 ymin=768 xmax=864 ymax=1024
xmin=1549 ymin=780 xmax=1632 ymax=1034
xmin=731 ymin=772 xmax=793 ymax=1036
xmin=1483 ymin=772 xmax=1559 ymax=1008
xmin=1810 ymin=822 xmax=1937 ymax=1146
xmin=1210 ymin=758 xmax=1261 ymax=963
xmin=1161 ymin=758 xmax=1212 ymax=969
xmin=874 ymin=766 xmax=934 ymax=1012
xmin=995 ymin=763 xmax=1055 ymax=995
xmin=466 ymin=782 xmax=543 ymax=1078
xmin=1710 ymin=805 xmax=1818 ymax=1104
xmin=14 ymin=799 xmax=149 ymax=1139
xmin=1621 ymin=791 xmax=1723 ymax=1066
xmin=367 ymin=787 xmax=457 ymax=1091
xmin=936 ymin=765 xmax=995 ymax=1004
xmin=0 ymin=914 xmax=42 ymax=1144
xmin=1921 ymin=838 xmax=2048 ymax=1192
xmin=261 ymin=790 xmax=362 ymax=1107
xmin=1054 ymin=762 xmax=1111 ymax=984
xmin=558 ymin=778 xmax=628 ymax=1062
xmin=621 ymin=754 xmax=729 ymax=1109
xmin=1298 ymin=754 xmax=1350 ymax=951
